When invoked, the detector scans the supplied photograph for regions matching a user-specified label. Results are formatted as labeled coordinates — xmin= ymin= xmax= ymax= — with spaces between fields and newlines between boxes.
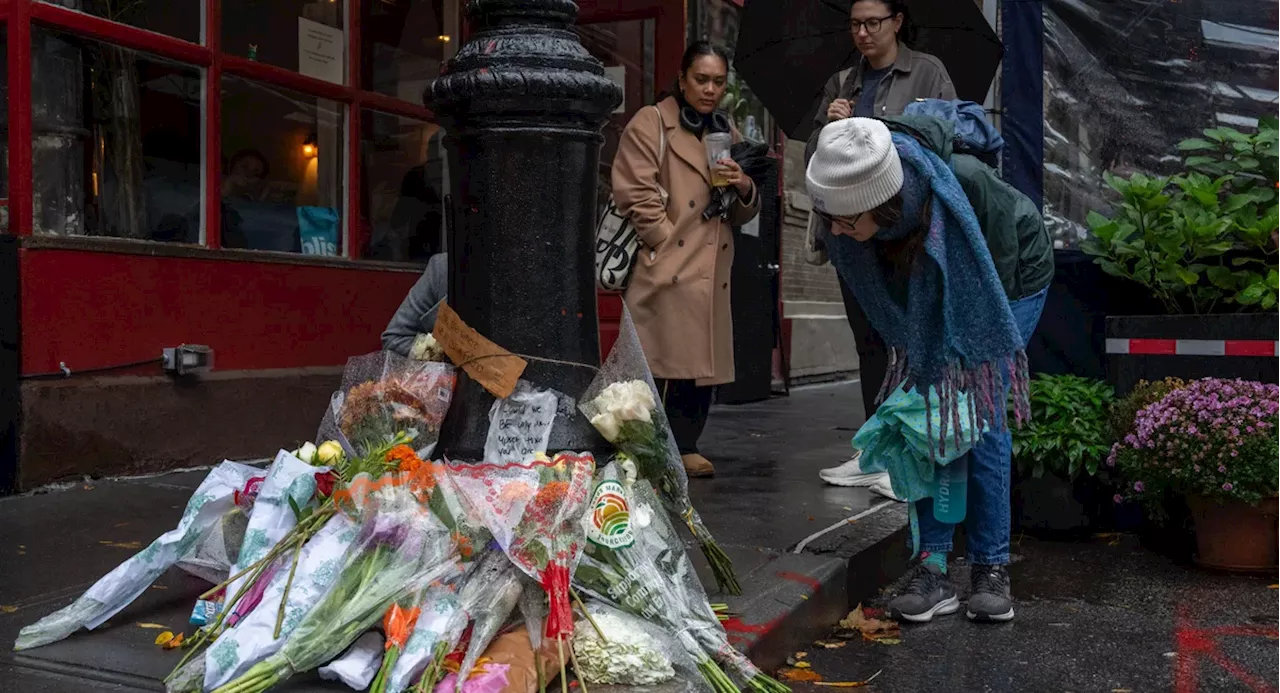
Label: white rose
xmin=591 ymin=412 xmax=622 ymax=443
xmin=295 ymin=442 xmax=318 ymax=464
xmin=625 ymin=381 xmax=657 ymax=412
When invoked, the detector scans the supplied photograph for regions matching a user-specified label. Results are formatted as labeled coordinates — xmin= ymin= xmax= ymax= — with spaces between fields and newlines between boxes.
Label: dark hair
xmin=852 ymin=0 xmax=917 ymax=46
xmin=680 ymin=40 xmax=731 ymax=77
xmin=872 ymin=192 xmax=931 ymax=277
xmin=658 ymin=41 xmax=731 ymax=102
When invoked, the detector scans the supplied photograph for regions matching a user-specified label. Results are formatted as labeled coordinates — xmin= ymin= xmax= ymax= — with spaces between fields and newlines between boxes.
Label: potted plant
xmin=1081 ymin=120 xmax=1279 ymax=395
xmin=1109 ymin=378 xmax=1279 ymax=571
xmin=1010 ymin=374 xmax=1116 ymax=534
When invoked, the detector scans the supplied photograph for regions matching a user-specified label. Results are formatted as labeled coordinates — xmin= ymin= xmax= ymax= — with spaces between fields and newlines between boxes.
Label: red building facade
xmin=0 ymin=0 xmax=708 ymax=491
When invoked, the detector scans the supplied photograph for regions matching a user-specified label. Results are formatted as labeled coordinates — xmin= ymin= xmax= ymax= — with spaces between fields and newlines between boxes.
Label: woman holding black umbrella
xmin=804 ymin=0 xmax=957 ymax=491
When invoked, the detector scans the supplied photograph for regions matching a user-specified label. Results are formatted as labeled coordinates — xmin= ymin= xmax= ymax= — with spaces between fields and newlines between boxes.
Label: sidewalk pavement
xmin=0 ymin=381 xmax=908 ymax=692
xmin=784 ymin=534 xmax=1279 ymax=692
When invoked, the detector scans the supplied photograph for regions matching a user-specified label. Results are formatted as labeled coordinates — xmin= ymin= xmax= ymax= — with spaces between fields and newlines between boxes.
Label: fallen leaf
xmin=814 ymin=641 xmax=847 ymax=650
xmin=875 ymin=638 xmax=901 ymax=645
xmin=778 ymin=668 xmax=823 ymax=683
xmin=162 ymin=632 xmax=185 ymax=650
xmin=83 ymin=485 xmax=95 ymax=491
xmin=1269 ymin=585 xmax=1278 ymax=590
xmin=151 ymin=585 xmax=168 ymax=591
xmin=842 ymin=506 xmax=853 ymax=512
xmin=794 ymin=652 xmax=808 ymax=659
xmin=154 ymin=631 xmax=176 ymax=646
xmin=800 ymin=595 xmax=809 ymax=601
xmin=0 ymin=605 xmax=18 ymax=614
xmin=137 ymin=622 xmax=169 ymax=630
xmin=793 ymin=662 xmax=812 ymax=670
xmin=808 ymin=516 xmax=816 ymax=522
xmin=838 ymin=604 xmax=901 ymax=643
xmin=100 ymin=541 xmax=143 ymax=550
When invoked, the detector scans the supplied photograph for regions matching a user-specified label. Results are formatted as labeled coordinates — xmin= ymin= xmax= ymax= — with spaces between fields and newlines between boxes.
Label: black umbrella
xmin=735 ymin=0 xmax=1004 ymax=142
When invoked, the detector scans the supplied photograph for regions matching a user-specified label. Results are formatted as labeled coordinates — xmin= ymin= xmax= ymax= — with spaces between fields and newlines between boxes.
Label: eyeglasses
xmin=815 ymin=209 xmax=864 ymax=227
xmin=849 ymin=15 xmax=895 ymax=34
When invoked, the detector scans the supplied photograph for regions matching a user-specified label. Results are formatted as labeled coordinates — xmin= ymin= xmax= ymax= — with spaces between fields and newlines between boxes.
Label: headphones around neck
xmin=678 ymin=105 xmax=732 ymax=138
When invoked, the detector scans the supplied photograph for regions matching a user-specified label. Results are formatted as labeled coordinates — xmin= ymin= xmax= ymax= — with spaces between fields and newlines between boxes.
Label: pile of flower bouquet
xmin=13 ymin=340 xmax=783 ymax=693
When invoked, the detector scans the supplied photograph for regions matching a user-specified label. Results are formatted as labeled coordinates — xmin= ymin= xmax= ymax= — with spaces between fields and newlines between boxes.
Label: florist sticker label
xmin=484 ymin=384 xmax=557 ymax=464
xmin=434 ymin=303 xmax=527 ymax=398
xmin=583 ymin=479 xmax=634 ymax=549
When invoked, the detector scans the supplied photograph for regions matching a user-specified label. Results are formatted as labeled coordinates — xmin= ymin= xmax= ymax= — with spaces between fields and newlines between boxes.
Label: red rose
xmin=314 ymin=470 xmax=339 ymax=498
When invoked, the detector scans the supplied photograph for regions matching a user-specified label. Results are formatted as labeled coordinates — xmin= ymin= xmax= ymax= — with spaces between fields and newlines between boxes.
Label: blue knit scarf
xmin=826 ymin=133 xmax=1030 ymax=451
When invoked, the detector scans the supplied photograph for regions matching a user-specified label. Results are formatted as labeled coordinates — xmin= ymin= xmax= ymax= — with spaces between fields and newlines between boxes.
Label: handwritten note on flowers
xmin=434 ymin=303 xmax=527 ymax=398
xmin=484 ymin=384 xmax=558 ymax=464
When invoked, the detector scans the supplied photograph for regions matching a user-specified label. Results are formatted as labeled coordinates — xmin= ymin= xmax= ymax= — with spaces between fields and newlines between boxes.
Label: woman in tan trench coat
xmin=611 ymin=41 xmax=760 ymax=478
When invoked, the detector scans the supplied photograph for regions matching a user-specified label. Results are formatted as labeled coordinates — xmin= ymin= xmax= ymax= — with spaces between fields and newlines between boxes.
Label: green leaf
xmin=1236 ymin=282 xmax=1267 ymax=305
xmin=1206 ymin=266 xmax=1236 ymax=289
xmin=1268 ymin=269 xmax=1279 ymax=290
xmin=287 ymin=496 xmax=304 ymax=522
xmin=1178 ymin=138 xmax=1216 ymax=152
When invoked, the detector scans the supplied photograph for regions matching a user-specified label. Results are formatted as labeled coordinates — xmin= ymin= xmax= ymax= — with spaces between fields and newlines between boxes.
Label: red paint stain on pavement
xmin=1174 ymin=604 xmax=1278 ymax=693
xmin=776 ymin=571 xmax=823 ymax=591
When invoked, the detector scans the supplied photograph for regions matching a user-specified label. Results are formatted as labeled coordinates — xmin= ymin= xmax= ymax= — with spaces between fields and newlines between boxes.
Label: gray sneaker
xmin=967 ymin=564 xmax=1015 ymax=622
xmin=888 ymin=564 xmax=960 ymax=623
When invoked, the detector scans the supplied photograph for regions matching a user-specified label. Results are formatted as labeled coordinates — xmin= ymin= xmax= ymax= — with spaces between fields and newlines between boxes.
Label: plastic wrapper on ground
xmin=14 ymin=461 xmax=261 ymax=651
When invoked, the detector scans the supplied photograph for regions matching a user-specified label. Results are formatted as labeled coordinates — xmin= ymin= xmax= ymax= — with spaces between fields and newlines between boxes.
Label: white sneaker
xmin=819 ymin=451 xmax=905 ymax=501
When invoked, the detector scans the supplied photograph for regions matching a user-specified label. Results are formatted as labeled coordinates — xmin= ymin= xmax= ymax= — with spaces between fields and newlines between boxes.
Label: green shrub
xmin=1012 ymin=374 xmax=1116 ymax=479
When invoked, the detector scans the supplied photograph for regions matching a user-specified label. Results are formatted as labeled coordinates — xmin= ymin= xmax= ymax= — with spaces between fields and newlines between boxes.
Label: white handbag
xmin=594 ymin=105 xmax=668 ymax=292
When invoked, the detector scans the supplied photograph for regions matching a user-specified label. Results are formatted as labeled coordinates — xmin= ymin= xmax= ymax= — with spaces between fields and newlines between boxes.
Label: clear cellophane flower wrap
xmin=442 ymin=453 xmax=596 ymax=680
xmin=578 ymin=308 xmax=740 ymax=595
xmin=15 ymin=461 xmax=262 ymax=652
xmin=572 ymin=462 xmax=788 ymax=693
xmin=211 ymin=471 xmax=462 ymax=693
xmin=316 ymin=351 xmax=458 ymax=460
xmin=453 ymin=548 xmax=525 ymax=691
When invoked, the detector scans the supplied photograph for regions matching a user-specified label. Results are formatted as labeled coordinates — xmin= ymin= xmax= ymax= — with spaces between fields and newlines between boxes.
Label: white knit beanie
xmin=805 ymin=118 xmax=903 ymax=217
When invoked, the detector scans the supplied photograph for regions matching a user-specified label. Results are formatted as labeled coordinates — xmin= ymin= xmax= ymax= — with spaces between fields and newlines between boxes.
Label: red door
xmin=574 ymin=0 xmax=687 ymax=360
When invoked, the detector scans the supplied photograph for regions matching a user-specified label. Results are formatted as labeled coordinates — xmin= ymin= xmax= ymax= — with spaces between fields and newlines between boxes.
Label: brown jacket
xmin=611 ymin=96 xmax=760 ymax=385
xmin=804 ymin=44 xmax=957 ymax=163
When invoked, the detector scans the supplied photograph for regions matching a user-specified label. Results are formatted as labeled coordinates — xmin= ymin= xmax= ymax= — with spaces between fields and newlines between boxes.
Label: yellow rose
xmin=316 ymin=440 xmax=344 ymax=465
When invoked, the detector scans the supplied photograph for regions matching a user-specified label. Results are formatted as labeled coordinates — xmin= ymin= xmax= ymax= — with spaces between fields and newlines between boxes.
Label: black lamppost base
xmin=428 ymin=0 xmax=623 ymax=461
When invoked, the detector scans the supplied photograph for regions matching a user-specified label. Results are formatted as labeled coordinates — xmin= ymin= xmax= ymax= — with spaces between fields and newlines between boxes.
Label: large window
xmin=10 ymin=0 xmax=459 ymax=263
xmin=32 ymin=28 xmax=202 ymax=241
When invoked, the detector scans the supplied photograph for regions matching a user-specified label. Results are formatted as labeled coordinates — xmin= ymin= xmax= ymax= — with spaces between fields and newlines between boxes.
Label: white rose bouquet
xmin=582 ymin=378 xmax=740 ymax=595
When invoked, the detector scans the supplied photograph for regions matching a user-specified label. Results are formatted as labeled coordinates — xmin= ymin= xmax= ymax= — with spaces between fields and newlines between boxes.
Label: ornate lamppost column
xmin=428 ymin=0 xmax=622 ymax=459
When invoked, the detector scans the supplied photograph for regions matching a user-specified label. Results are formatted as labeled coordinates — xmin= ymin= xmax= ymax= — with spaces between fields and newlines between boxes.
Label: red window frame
xmin=0 ymin=0 xmax=442 ymax=261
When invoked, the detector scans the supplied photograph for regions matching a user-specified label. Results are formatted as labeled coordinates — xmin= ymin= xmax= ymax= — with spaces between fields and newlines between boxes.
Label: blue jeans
xmin=914 ymin=288 xmax=1047 ymax=566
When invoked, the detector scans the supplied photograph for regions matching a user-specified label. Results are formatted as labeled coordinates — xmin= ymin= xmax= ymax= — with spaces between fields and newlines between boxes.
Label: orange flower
xmin=532 ymin=481 xmax=569 ymax=512
xmin=386 ymin=444 xmax=424 ymax=473
xmin=382 ymin=603 xmax=422 ymax=650
xmin=452 ymin=530 xmax=474 ymax=560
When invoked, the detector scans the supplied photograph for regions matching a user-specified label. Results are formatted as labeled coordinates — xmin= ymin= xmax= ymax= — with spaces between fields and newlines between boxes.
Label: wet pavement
xmin=782 ymin=534 xmax=1279 ymax=693
xmin=0 ymin=381 xmax=905 ymax=692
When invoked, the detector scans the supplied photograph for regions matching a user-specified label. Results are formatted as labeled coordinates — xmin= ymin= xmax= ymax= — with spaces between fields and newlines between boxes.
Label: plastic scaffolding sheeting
xmin=1042 ymin=0 xmax=1279 ymax=249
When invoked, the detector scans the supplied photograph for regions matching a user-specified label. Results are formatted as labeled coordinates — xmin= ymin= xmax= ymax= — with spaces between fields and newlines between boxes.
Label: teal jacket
xmin=881 ymin=115 xmax=1054 ymax=301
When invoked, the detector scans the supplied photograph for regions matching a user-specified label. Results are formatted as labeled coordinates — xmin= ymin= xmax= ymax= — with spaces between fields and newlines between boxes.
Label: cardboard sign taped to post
xmin=434 ymin=302 xmax=527 ymax=399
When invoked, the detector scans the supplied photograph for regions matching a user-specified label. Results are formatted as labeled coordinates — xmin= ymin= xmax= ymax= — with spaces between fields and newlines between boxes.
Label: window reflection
xmin=220 ymin=76 xmax=343 ymax=255
xmin=361 ymin=110 xmax=447 ymax=264
xmin=38 ymin=0 xmax=201 ymax=44
xmin=222 ymin=0 xmax=344 ymax=80
xmin=363 ymin=0 xmax=459 ymax=100
xmin=31 ymin=28 xmax=202 ymax=241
